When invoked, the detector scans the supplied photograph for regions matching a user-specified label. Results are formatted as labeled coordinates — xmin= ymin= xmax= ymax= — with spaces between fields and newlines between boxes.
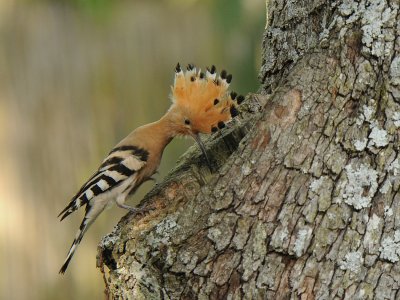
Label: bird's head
xmin=166 ymin=63 xmax=244 ymax=167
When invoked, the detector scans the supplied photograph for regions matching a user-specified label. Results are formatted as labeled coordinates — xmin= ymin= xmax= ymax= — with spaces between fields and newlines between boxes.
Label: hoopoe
xmin=58 ymin=63 xmax=244 ymax=274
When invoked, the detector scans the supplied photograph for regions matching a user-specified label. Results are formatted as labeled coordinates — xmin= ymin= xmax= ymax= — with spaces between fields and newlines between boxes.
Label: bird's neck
xmin=156 ymin=108 xmax=184 ymax=138
xmin=137 ymin=111 xmax=178 ymax=151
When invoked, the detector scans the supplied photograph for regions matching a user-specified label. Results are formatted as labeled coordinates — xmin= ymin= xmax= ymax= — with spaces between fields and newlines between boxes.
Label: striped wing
xmin=58 ymin=145 xmax=149 ymax=221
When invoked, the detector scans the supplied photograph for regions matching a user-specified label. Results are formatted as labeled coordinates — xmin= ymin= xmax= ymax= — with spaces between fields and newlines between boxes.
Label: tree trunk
xmin=98 ymin=1 xmax=400 ymax=299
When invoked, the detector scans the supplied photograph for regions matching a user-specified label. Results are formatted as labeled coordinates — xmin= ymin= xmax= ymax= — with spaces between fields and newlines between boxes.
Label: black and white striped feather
xmin=58 ymin=145 xmax=148 ymax=274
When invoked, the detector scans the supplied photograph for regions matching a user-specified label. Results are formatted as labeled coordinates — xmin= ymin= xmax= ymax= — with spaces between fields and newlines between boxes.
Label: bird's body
xmin=59 ymin=64 xmax=243 ymax=273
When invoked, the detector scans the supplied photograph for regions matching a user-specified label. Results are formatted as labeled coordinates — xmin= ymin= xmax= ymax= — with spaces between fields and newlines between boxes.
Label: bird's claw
xmin=129 ymin=206 xmax=151 ymax=215
xmin=117 ymin=202 xmax=151 ymax=215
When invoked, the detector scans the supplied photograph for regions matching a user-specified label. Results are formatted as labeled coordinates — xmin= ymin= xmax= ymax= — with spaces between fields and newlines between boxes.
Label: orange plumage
xmin=171 ymin=64 xmax=240 ymax=134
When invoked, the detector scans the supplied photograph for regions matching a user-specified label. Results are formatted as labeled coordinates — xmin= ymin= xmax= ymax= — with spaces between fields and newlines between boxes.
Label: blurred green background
xmin=0 ymin=0 xmax=264 ymax=299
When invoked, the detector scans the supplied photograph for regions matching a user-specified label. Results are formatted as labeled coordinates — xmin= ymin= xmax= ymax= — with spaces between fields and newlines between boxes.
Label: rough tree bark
xmin=97 ymin=0 xmax=400 ymax=299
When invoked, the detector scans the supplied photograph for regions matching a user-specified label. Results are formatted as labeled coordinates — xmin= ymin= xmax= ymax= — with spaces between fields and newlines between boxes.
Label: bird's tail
xmin=59 ymin=216 xmax=93 ymax=274
xmin=59 ymin=196 xmax=108 ymax=274
xmin=58 ymin=198 xmax=80 ymax=221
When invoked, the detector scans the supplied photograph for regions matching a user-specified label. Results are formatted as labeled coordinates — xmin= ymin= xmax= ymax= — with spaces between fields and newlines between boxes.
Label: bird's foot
xmin=117 ymin=203 xmax=151 ymax=215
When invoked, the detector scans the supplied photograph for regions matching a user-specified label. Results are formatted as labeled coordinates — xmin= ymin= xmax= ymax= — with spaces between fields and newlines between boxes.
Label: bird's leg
xmin=116 ymin=201 xmax=150 ymax=214
xmin=117 ymin=202 xmax=149 ymax=214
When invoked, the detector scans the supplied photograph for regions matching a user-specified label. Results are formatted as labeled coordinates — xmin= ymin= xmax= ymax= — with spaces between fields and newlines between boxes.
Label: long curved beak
xmin=192 ymin=133 xmax=212 ymax=171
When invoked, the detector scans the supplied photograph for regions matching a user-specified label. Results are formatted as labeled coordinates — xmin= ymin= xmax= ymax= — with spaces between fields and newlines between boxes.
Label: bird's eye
xmin=184 ymin=119 xmax=191 ymax=125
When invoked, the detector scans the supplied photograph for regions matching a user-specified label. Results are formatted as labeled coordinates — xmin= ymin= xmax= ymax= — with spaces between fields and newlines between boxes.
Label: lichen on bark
xmin=98 ymin=1 xmax=400 ymax=299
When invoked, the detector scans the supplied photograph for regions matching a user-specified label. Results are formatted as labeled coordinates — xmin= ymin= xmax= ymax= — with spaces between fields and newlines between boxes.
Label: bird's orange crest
xmin=171 ymin=63 xmax=244 ymax=134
